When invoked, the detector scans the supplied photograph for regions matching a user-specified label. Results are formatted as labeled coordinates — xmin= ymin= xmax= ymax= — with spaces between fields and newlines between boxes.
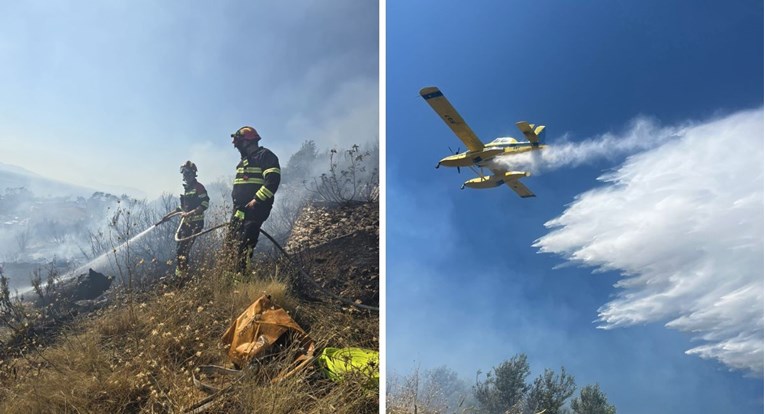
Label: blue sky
xmin=0 ymin=1 xmax=378 ymax=198
xmin=386 ymin=1 xmax=763 ymax=413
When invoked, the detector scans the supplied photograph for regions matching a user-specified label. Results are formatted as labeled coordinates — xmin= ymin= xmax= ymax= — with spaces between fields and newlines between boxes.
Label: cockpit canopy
xmin=485 ymin=137 xmax=519 ymax=147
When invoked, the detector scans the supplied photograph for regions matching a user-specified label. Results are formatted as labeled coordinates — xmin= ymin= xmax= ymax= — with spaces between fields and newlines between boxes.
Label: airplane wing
xmin=515 ymin=121 xmax=544 ymax=145
xmin=490 ymin=166 xmax=536 ymax=198
xmin=505 ymin=179 xmax=535 ymax=198
xmin=420 ymin=87 xmax=484 ymax=152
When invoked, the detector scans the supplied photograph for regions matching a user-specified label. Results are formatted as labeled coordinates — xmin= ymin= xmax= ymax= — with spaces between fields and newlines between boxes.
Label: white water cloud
xmin=534 ymin=108 xmax=764 ymax=375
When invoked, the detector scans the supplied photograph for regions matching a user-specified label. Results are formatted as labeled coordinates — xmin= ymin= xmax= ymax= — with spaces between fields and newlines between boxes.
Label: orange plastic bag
xmin=220 ymin=295 xmax=311 ymax=369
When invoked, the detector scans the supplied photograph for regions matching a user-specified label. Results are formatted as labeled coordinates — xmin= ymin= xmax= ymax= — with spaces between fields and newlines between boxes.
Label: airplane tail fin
xmin=534 ymin=125 xmax=546 ymax=143
xmin=515 ymin=121 xmax=546 ymax=145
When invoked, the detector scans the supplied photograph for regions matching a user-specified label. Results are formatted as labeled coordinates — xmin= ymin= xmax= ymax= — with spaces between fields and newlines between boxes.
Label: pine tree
xmin=571 ymin=384 xmax=616 ymax=414
xmin=525 ymin=367 xmax=576 ymax=414
xmin=474 ymin=354 xmax=531 ymax=413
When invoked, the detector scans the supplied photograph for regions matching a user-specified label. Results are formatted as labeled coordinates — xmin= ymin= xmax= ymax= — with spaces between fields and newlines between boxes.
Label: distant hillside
xmin=0 ymin=162 xmax=95 ymax=198
xmin=0 ymin=162 xmax=145 ymax=199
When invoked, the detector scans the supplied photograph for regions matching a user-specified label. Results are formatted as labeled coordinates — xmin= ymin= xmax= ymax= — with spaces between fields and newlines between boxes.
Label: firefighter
xmin=228 ymin=126 xmax=281 ymax=276
xmin=160 ymin=161 xmax=210 ymax=278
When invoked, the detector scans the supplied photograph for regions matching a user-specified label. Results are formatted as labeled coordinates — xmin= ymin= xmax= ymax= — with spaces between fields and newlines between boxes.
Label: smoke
xmin=266 ymin=141 xmax=379 ymax=242
xmin=534 ymin=108 xmax=763 ymax=375
xmin=494 ymin=116 xmax=690 ymax=174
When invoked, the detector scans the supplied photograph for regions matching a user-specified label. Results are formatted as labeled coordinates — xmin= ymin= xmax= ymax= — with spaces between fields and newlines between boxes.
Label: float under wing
xmin=420 ymin=86 xmax=484 ymax=152
xmin=492 ymin=168 xmax=535 ymax=198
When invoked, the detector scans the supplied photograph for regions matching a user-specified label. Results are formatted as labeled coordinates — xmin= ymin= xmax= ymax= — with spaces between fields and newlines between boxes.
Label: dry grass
xmin=0 ymin=251 xmax=379 ymax=413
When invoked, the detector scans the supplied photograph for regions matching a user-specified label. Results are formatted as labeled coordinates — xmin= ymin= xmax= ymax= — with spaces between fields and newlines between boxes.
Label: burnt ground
xmin=285 ymin=201 xmax=379 ymax=309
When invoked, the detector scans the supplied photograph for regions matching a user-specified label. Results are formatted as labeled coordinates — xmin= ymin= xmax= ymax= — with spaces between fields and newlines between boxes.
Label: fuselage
xmin=438 ymin=142 xmax=547 ymax=168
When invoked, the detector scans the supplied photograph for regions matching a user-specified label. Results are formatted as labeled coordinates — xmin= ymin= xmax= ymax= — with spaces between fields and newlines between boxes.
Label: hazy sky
xmin=0 ymin=1 xmax=378 ymax=198
xmin=387 ymin=1 xmax=763 ymax=413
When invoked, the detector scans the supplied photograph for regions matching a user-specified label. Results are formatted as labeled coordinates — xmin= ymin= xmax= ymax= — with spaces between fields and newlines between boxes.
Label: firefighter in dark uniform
xmin=161 ymin=161 xmax=210 ymax=277
xmin=228 ymin=126 xmax=281 ymax=276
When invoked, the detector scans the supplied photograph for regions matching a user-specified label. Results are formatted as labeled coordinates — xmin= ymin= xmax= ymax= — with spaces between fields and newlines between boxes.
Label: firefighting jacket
xmin=232 ymin=146 xmax=281 ymax=217
xmin=178 ymin=182 xmax=209 ymax=222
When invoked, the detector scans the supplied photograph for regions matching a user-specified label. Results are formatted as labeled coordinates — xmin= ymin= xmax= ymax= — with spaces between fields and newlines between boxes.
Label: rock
xmin=69 ymin=269 xmax=113 ymax=302
xmin=35 ymin=269 xmax=113 ymax=309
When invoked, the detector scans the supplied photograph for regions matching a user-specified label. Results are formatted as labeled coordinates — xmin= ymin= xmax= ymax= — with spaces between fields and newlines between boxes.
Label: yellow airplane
xmin=420 ymin=86 xmax=547 ymax=198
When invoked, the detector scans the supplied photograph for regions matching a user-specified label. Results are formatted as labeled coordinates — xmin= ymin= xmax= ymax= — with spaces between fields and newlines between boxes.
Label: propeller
xmin=448 ymin=147 xmax=461 ymax=173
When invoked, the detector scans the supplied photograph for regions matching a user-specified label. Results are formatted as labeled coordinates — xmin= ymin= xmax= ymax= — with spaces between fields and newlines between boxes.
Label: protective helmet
xmin=231 ymin=126 xmax=260 ymax=141
xmin=180 ymin=160 xmax=198 ymax=176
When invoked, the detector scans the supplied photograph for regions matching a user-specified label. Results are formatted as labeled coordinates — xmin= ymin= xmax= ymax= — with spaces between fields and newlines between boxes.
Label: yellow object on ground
xmin=318 ymin=347 xmax=379 ymax=385
xmin=221 ymin=294 xmax=312 ymax=369
xmin=185 ymin=295 xmax=314 ymax=413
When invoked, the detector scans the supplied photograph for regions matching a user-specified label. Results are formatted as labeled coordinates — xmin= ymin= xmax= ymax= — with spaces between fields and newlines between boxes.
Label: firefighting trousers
xmin=176 ymin=220 xmax=204 ymax=273
xmin=228 ymin=205 xmax=272 ymax=274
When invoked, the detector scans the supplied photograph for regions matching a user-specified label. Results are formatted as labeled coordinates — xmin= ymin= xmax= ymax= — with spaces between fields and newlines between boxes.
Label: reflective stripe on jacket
xmin=232 ymin=146 xmax=280 ymax=209
xmin=180 ymin=181 xmax=209 ymax=221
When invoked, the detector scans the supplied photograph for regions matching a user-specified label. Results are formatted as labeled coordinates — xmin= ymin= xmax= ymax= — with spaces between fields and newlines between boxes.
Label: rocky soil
xmin=285 ymin=201 xmax=379 ymax=308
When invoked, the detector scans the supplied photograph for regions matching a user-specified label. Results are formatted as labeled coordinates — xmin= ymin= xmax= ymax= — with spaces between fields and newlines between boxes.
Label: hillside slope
xmin=0 ymin=200 xmax=379 ymax=413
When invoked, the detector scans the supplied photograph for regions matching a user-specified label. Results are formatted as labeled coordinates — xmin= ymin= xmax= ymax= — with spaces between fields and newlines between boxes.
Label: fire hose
xmin=156 ymin=212 xmax=379 ymax=312
xmin=155 ymin=211 xmax=228 ymax=243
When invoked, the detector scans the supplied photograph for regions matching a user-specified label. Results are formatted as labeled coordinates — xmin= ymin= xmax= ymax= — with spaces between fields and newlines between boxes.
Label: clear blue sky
xmin=386 ymin=1 xmax=763 ymax=413
xmin=0 ymin=1 xmax=378 ymax=198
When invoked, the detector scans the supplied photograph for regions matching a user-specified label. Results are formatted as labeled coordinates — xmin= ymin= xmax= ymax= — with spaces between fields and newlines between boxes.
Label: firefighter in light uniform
xmin=162 ymin=161 xmax=210 ymax=277
xmin=228 ymin=126 xmax=281 ymax=276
